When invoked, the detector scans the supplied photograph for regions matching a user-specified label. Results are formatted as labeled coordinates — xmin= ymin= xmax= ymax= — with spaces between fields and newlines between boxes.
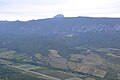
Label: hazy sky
xmin=0 ymin=0 xmax=120 ymax=21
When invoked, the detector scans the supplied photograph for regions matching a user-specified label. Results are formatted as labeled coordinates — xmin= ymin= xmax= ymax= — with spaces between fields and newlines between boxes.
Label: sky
xmin=0 ymin=0 xmax=120 ymax=21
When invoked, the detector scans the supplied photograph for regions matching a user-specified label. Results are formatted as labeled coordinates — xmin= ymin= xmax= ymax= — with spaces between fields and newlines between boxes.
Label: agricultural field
xmin=31 ymin=67 xmax=75 ymax=80
xmin=12 ymin=64 xmax=42 ymax=70
xmin=0 ymin=48 xmax=33 ymax=63
xmin=0 ymin=48 xmax=120 ymax=80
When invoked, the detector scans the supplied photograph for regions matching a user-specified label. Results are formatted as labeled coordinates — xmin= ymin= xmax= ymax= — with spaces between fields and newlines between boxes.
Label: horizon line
xmin=0 ymin=15 xmax=120 ymax=22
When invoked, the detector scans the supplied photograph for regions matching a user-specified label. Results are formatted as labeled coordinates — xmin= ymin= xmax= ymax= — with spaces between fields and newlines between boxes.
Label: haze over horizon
xmin=0 ymin=0 xmax=120 ymax=21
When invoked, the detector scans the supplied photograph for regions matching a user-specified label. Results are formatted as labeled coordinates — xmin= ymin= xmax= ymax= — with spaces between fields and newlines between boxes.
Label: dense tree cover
xmin=0 ymin=17 xmax=120 ymax=56
xmin=0 ymin=65 xmax=42 ymax=80
xmin=0 ymin=32 xmax=120 ymax=56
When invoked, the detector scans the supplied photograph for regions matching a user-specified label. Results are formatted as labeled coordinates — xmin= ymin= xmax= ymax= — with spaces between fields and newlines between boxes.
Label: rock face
xmin=54 ymin=14 xmax=64 ymax=18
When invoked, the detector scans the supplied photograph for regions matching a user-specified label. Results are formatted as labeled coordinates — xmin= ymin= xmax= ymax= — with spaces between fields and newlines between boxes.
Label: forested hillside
xmin=0 ymin=17 xmax=120 ymax=55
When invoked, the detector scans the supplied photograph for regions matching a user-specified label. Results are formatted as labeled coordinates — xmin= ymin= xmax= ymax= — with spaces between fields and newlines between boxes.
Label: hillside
xmin=0 ymin=16 xmax=120 ymax=80
xmin=0 ymin=17 xmax=120 ymax=55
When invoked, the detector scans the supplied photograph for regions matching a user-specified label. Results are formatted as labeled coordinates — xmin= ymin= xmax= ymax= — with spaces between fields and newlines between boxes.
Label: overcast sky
xmin=0 ymin=0 xmax=120 ymax=21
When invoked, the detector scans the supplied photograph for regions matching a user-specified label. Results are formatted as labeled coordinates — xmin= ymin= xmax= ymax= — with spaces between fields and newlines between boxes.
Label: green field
xmin=31 ymin=68 xmax=75 ymax=79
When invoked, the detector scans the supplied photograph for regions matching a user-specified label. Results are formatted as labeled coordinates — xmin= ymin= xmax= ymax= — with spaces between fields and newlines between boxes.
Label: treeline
xmin=0 ymin=65 xmax=43 ymax=80
xmin=0 ymin=32 xmax=120 ymax=56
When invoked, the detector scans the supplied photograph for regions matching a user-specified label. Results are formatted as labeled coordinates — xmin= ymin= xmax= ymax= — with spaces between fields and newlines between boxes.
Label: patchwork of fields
xmin=0 ymin=48 xmax=120 ymax=80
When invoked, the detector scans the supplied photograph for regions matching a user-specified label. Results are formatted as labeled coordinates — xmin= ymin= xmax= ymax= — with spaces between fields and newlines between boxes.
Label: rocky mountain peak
xmin=54 ymin=14 xmax=64 ymax=18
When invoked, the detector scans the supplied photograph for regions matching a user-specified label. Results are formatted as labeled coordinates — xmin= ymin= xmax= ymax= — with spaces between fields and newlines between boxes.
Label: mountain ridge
xmin=0 ymin=16 xmax=120 ymax=55
xmin=0 ymin=16 xmax=120 ymax=33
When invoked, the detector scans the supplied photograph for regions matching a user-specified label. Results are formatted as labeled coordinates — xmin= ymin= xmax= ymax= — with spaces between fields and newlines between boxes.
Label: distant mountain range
xmin=0 ymin=16 xmax=120 ymax=55
xmin=0 ymin=16 xmax=120 ymax=34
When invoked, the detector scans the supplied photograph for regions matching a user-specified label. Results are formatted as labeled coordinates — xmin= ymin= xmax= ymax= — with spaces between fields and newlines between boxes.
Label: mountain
xmin=0 ymin=16 xmax=120 ymax=80
xmin=0 ymin=17 xmax=120 ymax=33
xmin=0 ymin=16 xmax=120 ymax=55
xmin=54 ymin=14 xmax=65 ymax=18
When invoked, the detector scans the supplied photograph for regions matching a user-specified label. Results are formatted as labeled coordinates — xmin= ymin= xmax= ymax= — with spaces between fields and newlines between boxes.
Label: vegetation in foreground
xmin=0 ymin=47 xmax=120 ymax=80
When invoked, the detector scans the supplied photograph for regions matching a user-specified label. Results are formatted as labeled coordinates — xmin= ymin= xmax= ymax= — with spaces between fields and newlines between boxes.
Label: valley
xmin=0 ymin=47 xmax=120 ymax=80
xmin=0 ymin=16 xmax=120 ymax=80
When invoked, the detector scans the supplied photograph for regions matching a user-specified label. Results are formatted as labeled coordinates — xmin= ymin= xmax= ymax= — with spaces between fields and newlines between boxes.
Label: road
xmin=9 ymin=65 xmax=61 ymax=80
